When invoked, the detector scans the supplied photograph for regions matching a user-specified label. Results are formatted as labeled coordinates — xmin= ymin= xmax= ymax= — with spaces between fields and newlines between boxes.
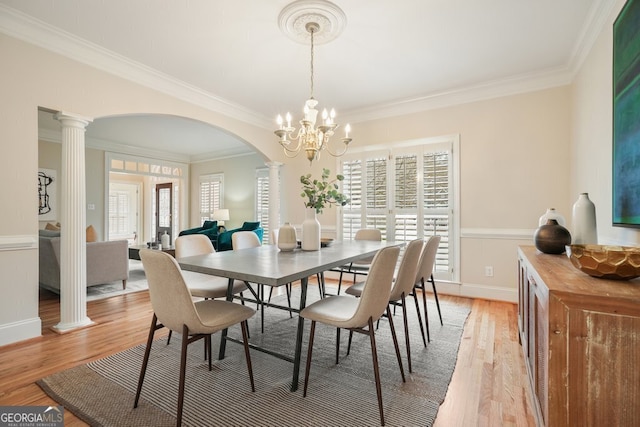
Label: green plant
xmin=300 ymin=168 xmax=350 ymax=214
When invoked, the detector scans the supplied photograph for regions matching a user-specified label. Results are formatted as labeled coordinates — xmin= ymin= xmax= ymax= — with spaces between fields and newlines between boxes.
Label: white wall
xmin=571 ymin=0 xmax=640 ymax=246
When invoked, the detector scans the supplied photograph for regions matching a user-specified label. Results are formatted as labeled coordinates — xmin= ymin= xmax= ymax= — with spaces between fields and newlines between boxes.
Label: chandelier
xmin=275 ymin=17 xmax=351 ymax=164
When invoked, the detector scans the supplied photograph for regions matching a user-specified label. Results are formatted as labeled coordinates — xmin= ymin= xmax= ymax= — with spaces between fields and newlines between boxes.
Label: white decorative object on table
xmin=161 ymin=231 xmax=170 ymax=249
xmin=572 ymin=193 xmax=597 ymax=244
xmin=538 ymin=208 xmax=566 ymax=227
xmin=301 ymin=208 xmax=321 ymax=251
xmin=278 ymin=222 xmax=297 ymax=251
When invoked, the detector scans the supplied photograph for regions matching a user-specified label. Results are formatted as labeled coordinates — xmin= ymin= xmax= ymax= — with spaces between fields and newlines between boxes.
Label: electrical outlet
xmin=88 ymin=203 xmax=95 ymax=210
xmin=484 ymin=266 xmax=494 ymax=277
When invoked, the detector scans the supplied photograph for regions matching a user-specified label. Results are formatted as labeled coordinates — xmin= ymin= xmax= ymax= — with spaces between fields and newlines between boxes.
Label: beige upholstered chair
xmin=301 ymin=246 xmax=403 ymax=426
xmin=135 ymin=249 xmax=255 ymax=427
xmin=346 ymin=239 xmax=424 ymax=372
xmin=174 ymin=234 xmax=248 ymax=300
xmin=335 ymin=228 xmax=382 ymax=295
xmin=231 ymin=231 xmax=274 ymax=332
xmin=413 ymin=235 xmax=442 ymax=344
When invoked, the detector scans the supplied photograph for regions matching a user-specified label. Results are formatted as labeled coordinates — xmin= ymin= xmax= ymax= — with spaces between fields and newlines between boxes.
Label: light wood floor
xmin=0 ymin=285 xmax=537 ymax=426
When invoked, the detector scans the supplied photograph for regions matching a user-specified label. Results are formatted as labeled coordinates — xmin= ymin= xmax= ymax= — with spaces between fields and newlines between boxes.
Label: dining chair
xmin=135 ymin=249 xmax=255 ymax=427
xmin=346 ymin=239 xmax=424 ymax=372
xmin=301 ymin=245 xmax=403 ymax=426
xmin=412 ymin=235 xmax=442 ymax=345
xmin=174 ymin=234 xmax=249 ymax=301
xmin=333 ymin=228 xmax=382 ymax=295
xmin=232 ymin=231 xmax=277 ymax=333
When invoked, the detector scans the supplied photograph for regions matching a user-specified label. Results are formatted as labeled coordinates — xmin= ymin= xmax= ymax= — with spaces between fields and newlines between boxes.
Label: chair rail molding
xmin=0 ymin=235 xmax=38 ymax=251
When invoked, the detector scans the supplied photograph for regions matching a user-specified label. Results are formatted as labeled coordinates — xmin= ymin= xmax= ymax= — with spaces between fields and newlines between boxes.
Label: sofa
xmin=179 ymin=220 xmax=263 ymax=251
xmin=39 ymin=230 xmax=129 ymax=293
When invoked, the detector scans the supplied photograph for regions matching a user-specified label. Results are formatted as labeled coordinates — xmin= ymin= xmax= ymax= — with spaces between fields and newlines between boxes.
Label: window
xmin=340 ymin=136 xmax=458 ymax=281
xmin=199 ymin=174 xmax=223 ymax=223
xmin=256 ymin=168 xmax=271 ymax=243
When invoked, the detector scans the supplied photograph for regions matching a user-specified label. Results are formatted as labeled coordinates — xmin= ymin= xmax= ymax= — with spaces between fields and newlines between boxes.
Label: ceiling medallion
xmin=278 ymin=0 xmax=347 ymax=45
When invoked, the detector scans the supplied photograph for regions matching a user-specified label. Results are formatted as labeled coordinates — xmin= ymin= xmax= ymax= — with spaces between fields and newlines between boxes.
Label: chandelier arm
xmin=324 ymin=140 xmax=350 ymax=158
xmin=280 ymin=138 xmax=303 ymax=154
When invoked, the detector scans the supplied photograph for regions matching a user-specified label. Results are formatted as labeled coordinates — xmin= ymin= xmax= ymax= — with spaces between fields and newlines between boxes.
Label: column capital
xmin=266 ymin=161 xmax=283 ymax=169
xmin=54 ymin=111 xmax=93 ymax=129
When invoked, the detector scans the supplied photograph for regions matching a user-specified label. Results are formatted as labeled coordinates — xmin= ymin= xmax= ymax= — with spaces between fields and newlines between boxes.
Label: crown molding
xmin=2 ymin=1 xmax=616 ymax=130
xmin=0 ymin=4 xmax=271 ymax=129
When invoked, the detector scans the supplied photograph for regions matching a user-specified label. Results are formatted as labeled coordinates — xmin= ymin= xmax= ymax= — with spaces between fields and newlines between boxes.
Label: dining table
xmin=178 ymin=239 xmax=402 ymax=391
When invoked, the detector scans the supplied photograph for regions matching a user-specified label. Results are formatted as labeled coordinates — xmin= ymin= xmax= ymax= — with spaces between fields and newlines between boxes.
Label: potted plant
xmin=300 ymin=168 xmax=350 ymax=214
xmin=299 ymin=168 xmax=349 ymax=250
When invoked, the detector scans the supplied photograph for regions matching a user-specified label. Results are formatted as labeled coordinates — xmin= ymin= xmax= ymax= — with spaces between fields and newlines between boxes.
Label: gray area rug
xmin=38 ymin=286 xmax=471 ymax=426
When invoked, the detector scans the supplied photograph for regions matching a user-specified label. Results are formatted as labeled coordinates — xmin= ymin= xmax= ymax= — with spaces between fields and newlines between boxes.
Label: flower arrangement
xmin=300 ymin=168 xmax=350 ymax=214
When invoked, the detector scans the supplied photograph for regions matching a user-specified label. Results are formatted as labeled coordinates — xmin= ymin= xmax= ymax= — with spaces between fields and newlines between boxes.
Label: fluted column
xmin=267 ymin=161 xmax=282 ymax=240
xmin=53 ymin=112 xmax=94 ymax=333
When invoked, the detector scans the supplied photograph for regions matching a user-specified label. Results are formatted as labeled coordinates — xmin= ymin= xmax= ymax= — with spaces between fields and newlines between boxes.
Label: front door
xmin=155 ymin=182 xmax=172 ymax=244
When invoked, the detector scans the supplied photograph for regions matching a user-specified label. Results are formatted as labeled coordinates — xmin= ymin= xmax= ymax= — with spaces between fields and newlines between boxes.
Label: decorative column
xmin=267 ymin=161 xmax=282 ymax=241
xmin=53 ymin=112 xmax=94 ymax=333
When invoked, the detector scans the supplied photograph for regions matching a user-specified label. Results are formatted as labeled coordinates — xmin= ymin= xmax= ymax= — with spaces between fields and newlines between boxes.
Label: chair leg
xmin=176 ymin=324 xmax=190 ymax=427
xmin=335 ymin=328 xmax=341 ymax=365
xmin=206 ymin=335 xmax=212 ymax=370
xmin=241 ymin=320 xmax=256 ymax=392
xmin=167 ymin=330 xmax=172 ymax=345
xmin=430 ymin=274 xmax=443 ymax=325
xmin=286 ymin=283 xmax=293 ymax=318
xmin=420 ymin=278 xmax=431 ymax=342
xmin=337 ymin=269 xmax=344 ymax=295
xmin=347 ymin=330 xmax=354 ymax=355
xmin=412 ymin=288 xmax=427 ymax=347
xmin=134 ymin=314 xmax=158 ymax=408
xmin=386 ymin=306 xmax=406 ymax=383
xmin=400 ymin=295 xmax=412 ymax=373
xmin=367 ymin=317 xmax=385 ymax=426
xmin=303 ymin=320 xmax=317 ymax=397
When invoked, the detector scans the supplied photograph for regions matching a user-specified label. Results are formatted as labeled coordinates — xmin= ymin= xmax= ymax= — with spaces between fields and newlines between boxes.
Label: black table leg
xmin=291 ymin=276 xmax=308 ymax=392
xmin=218 ymin=277 xmax=234 ymax=360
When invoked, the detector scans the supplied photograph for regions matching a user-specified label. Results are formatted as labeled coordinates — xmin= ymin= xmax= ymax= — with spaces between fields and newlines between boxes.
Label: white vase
xmin=160 ymin=230 xmax=170 ymax=249
xmin=301 ymin=208 xmax=320 ymax=251
xmin=572 ymin=193 xmax=597 ymax=244
xmin=538 ymin=208 xmax=566 ymax=227
xmin=278 ymin=222 xmax=297 ymax=251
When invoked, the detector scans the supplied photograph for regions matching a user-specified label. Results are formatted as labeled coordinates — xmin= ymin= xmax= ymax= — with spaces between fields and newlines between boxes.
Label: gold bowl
xmin=566 ymin=244 xmax=640 ymax=280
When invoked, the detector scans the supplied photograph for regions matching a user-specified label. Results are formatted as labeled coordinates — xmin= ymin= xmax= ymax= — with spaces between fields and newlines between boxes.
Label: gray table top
xmin=178 ymin=240 xmax=401 ymax=287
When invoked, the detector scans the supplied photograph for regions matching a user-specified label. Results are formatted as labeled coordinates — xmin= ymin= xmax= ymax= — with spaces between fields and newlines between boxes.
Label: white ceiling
xmin=1 ymin=0 xmax=614 ymax=161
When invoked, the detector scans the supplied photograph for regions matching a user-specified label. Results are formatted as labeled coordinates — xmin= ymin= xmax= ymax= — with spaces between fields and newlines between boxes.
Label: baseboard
xmin=0 ymin=317 xmax=42 ymax=347
xmin=322 ymin=271 xmax=518 ymax=303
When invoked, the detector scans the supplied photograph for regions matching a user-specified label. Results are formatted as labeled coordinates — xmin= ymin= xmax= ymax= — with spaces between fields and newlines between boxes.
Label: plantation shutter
xmin=199 ymin=174 xmax=223 ymax=224
xmin=340 ymin=138 xmax=455 ymax=281
xmin=256 ymin=168 xmax=271 ymax=243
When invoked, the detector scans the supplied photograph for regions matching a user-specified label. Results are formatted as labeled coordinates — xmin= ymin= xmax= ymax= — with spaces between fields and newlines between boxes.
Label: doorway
xmin=155 ymin=182 xmax=173 ymax=243
xmin=108 ymin=181 xmax=141 ymax=244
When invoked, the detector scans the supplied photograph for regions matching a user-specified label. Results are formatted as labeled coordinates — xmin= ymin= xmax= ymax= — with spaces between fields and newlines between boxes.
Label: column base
xmin=51 ymin=317 xmax=95 ymax=334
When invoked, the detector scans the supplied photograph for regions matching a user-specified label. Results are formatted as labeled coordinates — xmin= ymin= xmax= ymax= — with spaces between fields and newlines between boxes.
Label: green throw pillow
xmin=241 ymin=221 xmax=260 ymax=231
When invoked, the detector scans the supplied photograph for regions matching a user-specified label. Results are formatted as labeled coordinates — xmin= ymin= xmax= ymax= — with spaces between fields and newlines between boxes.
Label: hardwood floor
xmin=0 ymin=286 xmax=536 ymax=426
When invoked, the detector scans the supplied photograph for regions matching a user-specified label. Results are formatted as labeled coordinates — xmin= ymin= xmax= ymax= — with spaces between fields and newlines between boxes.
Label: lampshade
xmin=212 ymin=209 xmax=230 ymax=222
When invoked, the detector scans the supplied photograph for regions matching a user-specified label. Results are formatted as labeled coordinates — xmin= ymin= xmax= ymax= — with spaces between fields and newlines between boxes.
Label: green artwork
xmin=613 ymin=0 xmax=640 ymax=226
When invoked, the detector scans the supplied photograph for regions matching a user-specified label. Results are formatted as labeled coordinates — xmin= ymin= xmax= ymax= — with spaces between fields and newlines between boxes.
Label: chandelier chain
xmin=309 ymin=26 xmax=315 ymax=99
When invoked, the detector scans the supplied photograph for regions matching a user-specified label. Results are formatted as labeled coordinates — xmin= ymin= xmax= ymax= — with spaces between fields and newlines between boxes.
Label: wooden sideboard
xmin=517 ymin=246 xmax=640 ymax=426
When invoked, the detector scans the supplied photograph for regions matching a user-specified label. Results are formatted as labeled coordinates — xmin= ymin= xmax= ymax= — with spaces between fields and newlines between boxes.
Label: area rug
xmin=38 ymin=288 xmax=471 ymax=426
xmin=86 ymin=260 xmax=148 ymax=301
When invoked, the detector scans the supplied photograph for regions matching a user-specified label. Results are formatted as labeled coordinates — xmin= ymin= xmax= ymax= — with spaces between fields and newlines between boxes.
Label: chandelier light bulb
xmin=345 ymin=123 xmax=351 ymax=138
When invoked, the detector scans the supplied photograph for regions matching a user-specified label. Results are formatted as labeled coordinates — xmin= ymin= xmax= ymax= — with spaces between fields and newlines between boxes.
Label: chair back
xmin=353 ymin=228 xmax=382 ymax=265
xmin=349 ymin=246 xmax=400 ymax=327
xmin=271 ymin=228 xmax=279 ymax=245
xmin=355 ymin=228 xmax=382 ymax=241
xmin=389 ymin=239 xmax=424 ymax=301
xmin=415 ymin=235 xmax=441 ymax=285
xmin=139 ymin=249 xmax=203 ymax=332
xmin=232 ymin=231 xmax=261 ymax=250
xmin=174 ymin=234 xmax=215 ymax=258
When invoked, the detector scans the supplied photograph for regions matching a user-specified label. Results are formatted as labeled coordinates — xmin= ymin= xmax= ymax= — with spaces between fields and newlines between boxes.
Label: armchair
xmin=217 ymin=221 xmax=263 ymax=251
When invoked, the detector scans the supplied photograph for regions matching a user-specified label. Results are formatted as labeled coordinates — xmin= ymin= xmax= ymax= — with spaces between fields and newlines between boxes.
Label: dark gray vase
xmin=534 ymin=219 xmax=572 ymax=254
